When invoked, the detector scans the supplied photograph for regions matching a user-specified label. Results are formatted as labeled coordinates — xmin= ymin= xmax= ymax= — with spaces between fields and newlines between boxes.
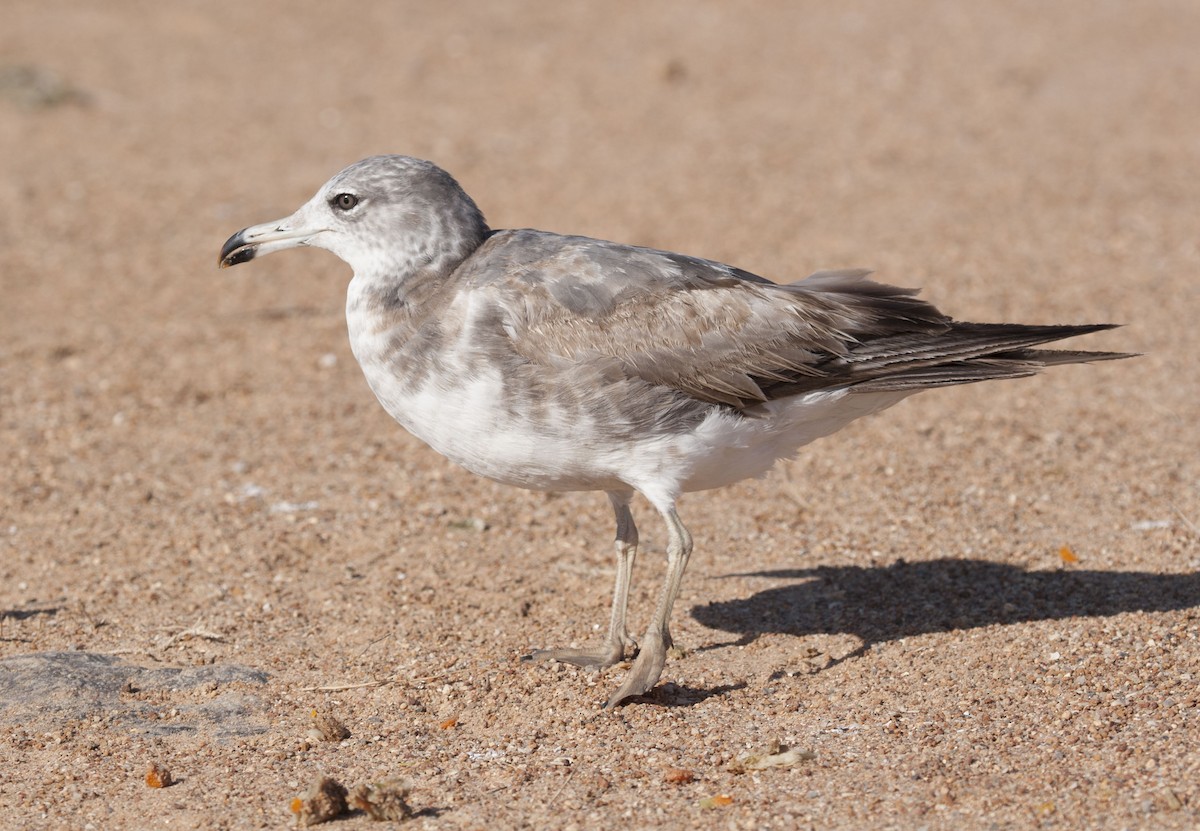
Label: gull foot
xmin=604 ymin=639 xmax=668 ymax=709
xmin=522 ymin=638 xmax=630 ymax=670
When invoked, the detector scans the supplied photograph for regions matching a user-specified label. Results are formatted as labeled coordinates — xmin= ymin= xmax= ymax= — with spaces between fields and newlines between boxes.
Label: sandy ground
xmin=2 ymin=1 xmax=1198 ymax=828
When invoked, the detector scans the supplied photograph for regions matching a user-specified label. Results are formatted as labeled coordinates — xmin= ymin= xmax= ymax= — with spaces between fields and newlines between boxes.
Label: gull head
xmin=219 ymin=155 xmax=488 ymax=279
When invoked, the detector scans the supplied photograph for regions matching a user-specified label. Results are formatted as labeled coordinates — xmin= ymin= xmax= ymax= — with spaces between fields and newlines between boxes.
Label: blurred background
xmin=5 ymin=1 xmax=1196 ymax=317
xmin=1 ymin=2 xmax=1198 ymax=824
xmin=4 ymin=0 xmax=1194 ymax=549
xmin=4 ymin=0 xmax=1198 ymax=675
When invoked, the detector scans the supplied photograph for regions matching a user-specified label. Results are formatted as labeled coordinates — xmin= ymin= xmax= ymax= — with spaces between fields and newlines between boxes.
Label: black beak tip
xmin=218 ymin=229 xmax=254 ymax=268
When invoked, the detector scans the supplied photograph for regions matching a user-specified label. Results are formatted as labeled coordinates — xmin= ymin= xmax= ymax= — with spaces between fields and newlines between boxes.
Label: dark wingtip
xmin=218 ymin=229 xmax=254 ymax=268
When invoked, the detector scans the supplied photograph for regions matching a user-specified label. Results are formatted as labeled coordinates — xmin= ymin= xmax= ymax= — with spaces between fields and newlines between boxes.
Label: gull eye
xmin=331 ymin=193 xmax=359 ymax=211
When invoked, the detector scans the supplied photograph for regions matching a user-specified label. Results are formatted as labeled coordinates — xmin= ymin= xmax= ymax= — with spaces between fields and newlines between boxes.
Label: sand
xmin=1 ymin=1 xmax=1197 ymax=828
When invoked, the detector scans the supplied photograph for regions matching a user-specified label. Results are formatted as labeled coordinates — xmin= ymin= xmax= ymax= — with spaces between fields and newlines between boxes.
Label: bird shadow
xmin=690 ymin=558 xmax=1200 ymax=654
xmin=0 ymin=605 xmax=60 ymax=643
xmin=624 ymin=681 xmax=748 ymax=709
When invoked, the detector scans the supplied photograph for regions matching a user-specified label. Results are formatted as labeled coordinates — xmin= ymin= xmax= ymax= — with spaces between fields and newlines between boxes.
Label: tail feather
xmin=760 ymin=322 xmax=1133 ymax=399
xmin=849 ymin=362 xmax=1042 ymax=392
xmin=1004 ymin=347 xmax=1136 ymax=367
xmin=843 ymin=322 xmax=1120 ymax=365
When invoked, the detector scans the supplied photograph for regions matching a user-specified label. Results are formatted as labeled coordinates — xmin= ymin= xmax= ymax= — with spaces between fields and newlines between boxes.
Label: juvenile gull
xmin=219 ymin=155 xmax=1129 ymax=708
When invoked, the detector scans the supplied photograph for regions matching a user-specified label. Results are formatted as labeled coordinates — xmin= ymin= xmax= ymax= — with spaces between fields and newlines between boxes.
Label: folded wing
xmin=462 ymin=230 xmax=1130 ymax=408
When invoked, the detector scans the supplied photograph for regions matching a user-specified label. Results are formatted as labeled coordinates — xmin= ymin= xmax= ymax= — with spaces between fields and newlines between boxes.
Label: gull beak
xmin=218 ymin=217 xmax=318 ymax=268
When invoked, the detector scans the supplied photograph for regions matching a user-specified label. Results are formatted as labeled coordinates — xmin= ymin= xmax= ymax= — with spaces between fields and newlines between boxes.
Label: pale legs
xmin=605 ymin=503 xmax=691 ymax=708
xmin=526 ymin=491 xmax=640 ymax=670
xmin=526 ymin=490 xmax=694 ymax=709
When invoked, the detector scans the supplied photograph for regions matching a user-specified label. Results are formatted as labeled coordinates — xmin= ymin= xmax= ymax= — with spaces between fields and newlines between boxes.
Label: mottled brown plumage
xmin=219 ymin=155 xmax=1131 ymax=708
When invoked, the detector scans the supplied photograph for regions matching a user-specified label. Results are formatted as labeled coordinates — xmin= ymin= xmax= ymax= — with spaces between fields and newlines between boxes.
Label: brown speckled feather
xmin=455 ymin=230 xmax=1126 ymax=408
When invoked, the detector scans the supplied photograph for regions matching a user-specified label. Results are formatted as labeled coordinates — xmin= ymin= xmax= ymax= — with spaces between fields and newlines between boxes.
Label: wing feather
xmin=452 ymin=229 xmax=1129 ymax=409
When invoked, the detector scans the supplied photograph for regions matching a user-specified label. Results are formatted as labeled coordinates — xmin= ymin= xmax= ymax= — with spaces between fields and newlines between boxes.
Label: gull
xmin=219 ymin=155 xmax=1129 ymax=708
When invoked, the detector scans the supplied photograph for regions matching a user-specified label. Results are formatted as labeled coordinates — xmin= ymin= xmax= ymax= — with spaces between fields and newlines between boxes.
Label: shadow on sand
xmin=690 ymin=558 xmax=1200 ymax=651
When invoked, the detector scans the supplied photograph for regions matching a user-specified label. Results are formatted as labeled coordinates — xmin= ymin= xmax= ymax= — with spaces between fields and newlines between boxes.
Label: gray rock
xmin=0 ymin=651 xmax=269 ymax=736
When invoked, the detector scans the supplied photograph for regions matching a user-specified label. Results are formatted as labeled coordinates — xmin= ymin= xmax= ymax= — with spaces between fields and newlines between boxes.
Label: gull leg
xmin=603 ymin=491 xmax=639 ymax=655
xmin=525 ymin=490 xmax=639 ymax=669
xmin=605 ymin=504 xmax=692 ymax=709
